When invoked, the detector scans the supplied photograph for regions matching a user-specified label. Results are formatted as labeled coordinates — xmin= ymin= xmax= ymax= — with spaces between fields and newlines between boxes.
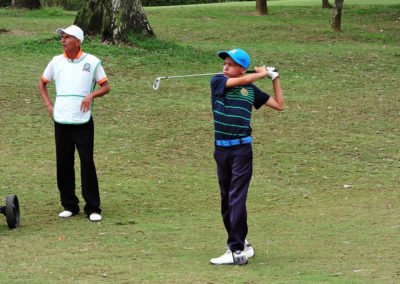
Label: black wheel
xmin=5 ymin=194 xmax=20 ymax=229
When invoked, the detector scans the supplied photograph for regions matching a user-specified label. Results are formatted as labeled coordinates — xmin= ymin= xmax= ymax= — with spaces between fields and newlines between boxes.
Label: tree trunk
xmin=322 ymin=0 xmax=332 ymax=8
xmin=256 ymin=0 xmax=268 ymax=16
xmin=75 ymin=0 xmax=154 ymax=44
xmin=331 ymin=0 xmax=344 ymax=32
xmin=11 ymin=0 xmax=40 ymax=9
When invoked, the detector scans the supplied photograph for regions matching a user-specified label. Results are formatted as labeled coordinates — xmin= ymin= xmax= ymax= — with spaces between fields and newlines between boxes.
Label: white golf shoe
xmin=210 ymin=249 xmax=248 ymax=265
xmin=232 ymin=250 xmax=248 ymax=265
xmin=89 ymin=213 xmax=102 ymax=222
xmin=244 ymin=239 xmax=255 ymax=258
xmin=58 ymin=210 xmax=73 ymax=218
xmin=210 ymin=249 xmax=233 ymax=265
xmin=220 ymin=240 xmax=254 ymax=259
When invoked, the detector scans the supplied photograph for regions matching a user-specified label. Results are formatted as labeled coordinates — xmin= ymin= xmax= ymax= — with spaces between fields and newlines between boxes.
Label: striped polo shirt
xmin=210 ymin=75 xmax=270 ymax=140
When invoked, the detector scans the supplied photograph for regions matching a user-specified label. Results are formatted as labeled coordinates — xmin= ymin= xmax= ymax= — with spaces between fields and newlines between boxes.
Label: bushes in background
xmin=41 ymin=0 xmax=80 ymax=10
xmin=0 ymin=0 xmax=11 ymax=8
xmin=141 ymin=0 xmax=247 ymax=7
xmin=0 ymin=0 xmax=247 ymax=9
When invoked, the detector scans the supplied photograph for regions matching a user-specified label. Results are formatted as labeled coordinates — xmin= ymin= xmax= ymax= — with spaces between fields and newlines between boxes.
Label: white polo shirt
xmin=42 ymin=50 xmax=107 ymax=124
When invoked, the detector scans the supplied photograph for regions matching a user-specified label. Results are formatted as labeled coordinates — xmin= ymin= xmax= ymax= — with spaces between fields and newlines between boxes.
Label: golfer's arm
xmin=226 ymin=72 xmax=268 ymax=88
xmin=266 ymin=78 xmax=284 ymax=111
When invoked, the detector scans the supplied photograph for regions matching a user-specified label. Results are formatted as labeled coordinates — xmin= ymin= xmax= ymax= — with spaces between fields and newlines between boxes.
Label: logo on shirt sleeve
xmin=83 ymin=63 xmax=91 ymax=72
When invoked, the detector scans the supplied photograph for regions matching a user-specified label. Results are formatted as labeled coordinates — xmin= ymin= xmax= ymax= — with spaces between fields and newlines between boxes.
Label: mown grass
xmin=0 ymin=1 xmax=399 ymax=283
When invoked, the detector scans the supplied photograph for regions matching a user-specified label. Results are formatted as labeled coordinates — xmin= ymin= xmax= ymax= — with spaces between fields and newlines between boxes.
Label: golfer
xmin=210 ymin=49 xmax=283 ymax=265
xmin=38 ymin=25 xmax=110 ymax=222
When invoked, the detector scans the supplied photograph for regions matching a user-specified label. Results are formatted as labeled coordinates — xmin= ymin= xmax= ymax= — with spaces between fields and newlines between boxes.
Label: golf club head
xmin=153 ymin=78 xmax=161 ymax=91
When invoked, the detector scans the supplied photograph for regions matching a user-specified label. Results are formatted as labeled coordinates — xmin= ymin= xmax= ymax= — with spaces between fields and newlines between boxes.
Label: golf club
xmin=153 ymin=72 xmax=223 ymax=91
xmin=152 ymin=68 xmax=277 ymax=91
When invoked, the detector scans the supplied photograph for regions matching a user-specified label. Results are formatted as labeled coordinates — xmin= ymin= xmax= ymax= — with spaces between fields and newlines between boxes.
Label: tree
xmin=322 ymin=0 xmax=333 ymax=8
xmin=331 ymin=0 xmax=344 ymax=32
xmin=11 ymin=0 xmax=40 ymax=9
xmin=74 ymin=0 xmax=154 ymax=44
xmin=256 ymin=0 xmax=268 ymax=16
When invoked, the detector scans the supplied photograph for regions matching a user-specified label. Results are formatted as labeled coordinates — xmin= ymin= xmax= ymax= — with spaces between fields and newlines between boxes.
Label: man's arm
xmin=225 ymin=67 xmax=268 ymax=88
xmin=265 ymin=77 xmax=284 ymax=111
xmin=38 ymin=78 xmax=54 ymax=119
xmin=80 ymin=81 xmax=110 ymax=112
xmin=225 ymin=65 xmax=284 ymax=111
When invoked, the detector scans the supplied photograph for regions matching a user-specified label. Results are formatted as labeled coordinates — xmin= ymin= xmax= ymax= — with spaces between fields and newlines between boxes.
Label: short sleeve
xmin=42 ymin=57 xmax=55 ymax=83
xmin=210 ymin=75 xmax=228 ymax=96
xmin=252 ymin=84 xmax=270 ymax=109
xmin=94 ymin=63 xmax=107 ymax=85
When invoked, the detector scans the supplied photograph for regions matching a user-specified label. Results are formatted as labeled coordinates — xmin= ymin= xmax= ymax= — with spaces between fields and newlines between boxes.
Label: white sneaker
xmin=210 ymin=249 xmax=248 ymax=265
xmin=221 ymin=240 xmax=255 ymax=258
xmin=89 ymin=213 xmax=102 ymax=222
xmin=210 ymin=249 xmax=234 ymax=265
xmin=244 ymin=239 xmax=255 ymax=258
xmin=232 ymin=250 xmax=248 ymax=265
xmin=58 ymin=210 xmax=73 ymax=218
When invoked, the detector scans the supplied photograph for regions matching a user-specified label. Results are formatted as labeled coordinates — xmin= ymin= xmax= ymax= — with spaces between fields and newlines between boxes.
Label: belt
xmin=215 ymin=136 xmax=252 ymax=147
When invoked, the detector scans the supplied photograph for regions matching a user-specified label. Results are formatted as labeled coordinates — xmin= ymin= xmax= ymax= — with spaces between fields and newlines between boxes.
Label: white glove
xmin=267 ymin=66 xmax=279 ymax=81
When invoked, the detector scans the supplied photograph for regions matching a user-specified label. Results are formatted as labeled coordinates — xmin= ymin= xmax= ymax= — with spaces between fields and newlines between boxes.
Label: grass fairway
xmin=0 ymin=0 xmax=399 ymax=282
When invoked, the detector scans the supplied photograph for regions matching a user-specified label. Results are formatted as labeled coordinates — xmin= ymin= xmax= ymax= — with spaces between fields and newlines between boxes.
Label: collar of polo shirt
xmin=64 ymin=48 xmax=83 ymax=60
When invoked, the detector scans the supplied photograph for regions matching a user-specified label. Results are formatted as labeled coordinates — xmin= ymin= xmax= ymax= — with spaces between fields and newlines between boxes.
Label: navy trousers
xmin=54 ymin=117 xmax=101 ymax=216
xmin=214 ymin=143 xmax=253 ymax=251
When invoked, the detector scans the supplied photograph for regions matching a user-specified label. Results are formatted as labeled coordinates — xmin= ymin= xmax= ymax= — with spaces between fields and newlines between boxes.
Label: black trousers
xmin=214 ymin=143 xmax=253 ymax=252
xmin=54 ymin=117 xmax=101 ymax=215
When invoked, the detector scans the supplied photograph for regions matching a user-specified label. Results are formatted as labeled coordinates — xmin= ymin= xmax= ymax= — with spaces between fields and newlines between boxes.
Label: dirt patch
xmin=0 ymin=29 xmax=35 ymax=35
xmin=9 ymin=30 xmax=35 ymax=35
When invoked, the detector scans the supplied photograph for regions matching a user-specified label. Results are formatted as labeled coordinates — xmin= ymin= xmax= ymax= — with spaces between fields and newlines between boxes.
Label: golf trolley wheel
xmin=5 ymin=194 xmax=20 ymax=229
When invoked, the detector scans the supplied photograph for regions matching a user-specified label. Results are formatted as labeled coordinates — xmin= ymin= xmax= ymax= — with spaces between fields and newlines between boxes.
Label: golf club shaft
xmin=153 ymin=69 xmax=277 ymax=90
xmin=161 ymin=70 xmax=256 ymax=80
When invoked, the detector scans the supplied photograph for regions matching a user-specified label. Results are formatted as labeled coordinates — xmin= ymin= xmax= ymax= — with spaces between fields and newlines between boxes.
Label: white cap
xmin=56 ymin=25 xmax=84 ymax=43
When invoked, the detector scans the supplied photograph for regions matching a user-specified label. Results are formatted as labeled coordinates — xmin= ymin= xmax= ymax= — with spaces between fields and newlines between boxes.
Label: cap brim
xmin=218 ymin=51 xmax=229 ymax=60
xmin=56 ymin=28 xmax=65 ymax=37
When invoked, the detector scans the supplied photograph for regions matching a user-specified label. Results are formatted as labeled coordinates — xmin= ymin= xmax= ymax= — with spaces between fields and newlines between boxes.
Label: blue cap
xmin=218 ymin=48 xmax=251 ymax=70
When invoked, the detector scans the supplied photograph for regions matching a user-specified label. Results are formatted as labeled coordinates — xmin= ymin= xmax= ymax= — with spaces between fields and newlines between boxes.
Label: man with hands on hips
xmin=38 ymin=25 xmax=110 ymax=222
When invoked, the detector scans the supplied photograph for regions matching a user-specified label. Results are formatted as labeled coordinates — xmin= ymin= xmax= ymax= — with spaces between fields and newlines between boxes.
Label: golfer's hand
xmin=267 ymin=66 xmax=279 ymax=81
xmin=80 ymin=94 xmax=93 ymax=112
xmin=254 ymin=66 xmax=268 ymax=78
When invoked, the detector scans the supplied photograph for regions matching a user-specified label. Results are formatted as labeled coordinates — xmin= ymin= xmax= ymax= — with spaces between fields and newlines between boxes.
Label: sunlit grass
xmin=0 ymin=1 xmax=399 ymax=283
